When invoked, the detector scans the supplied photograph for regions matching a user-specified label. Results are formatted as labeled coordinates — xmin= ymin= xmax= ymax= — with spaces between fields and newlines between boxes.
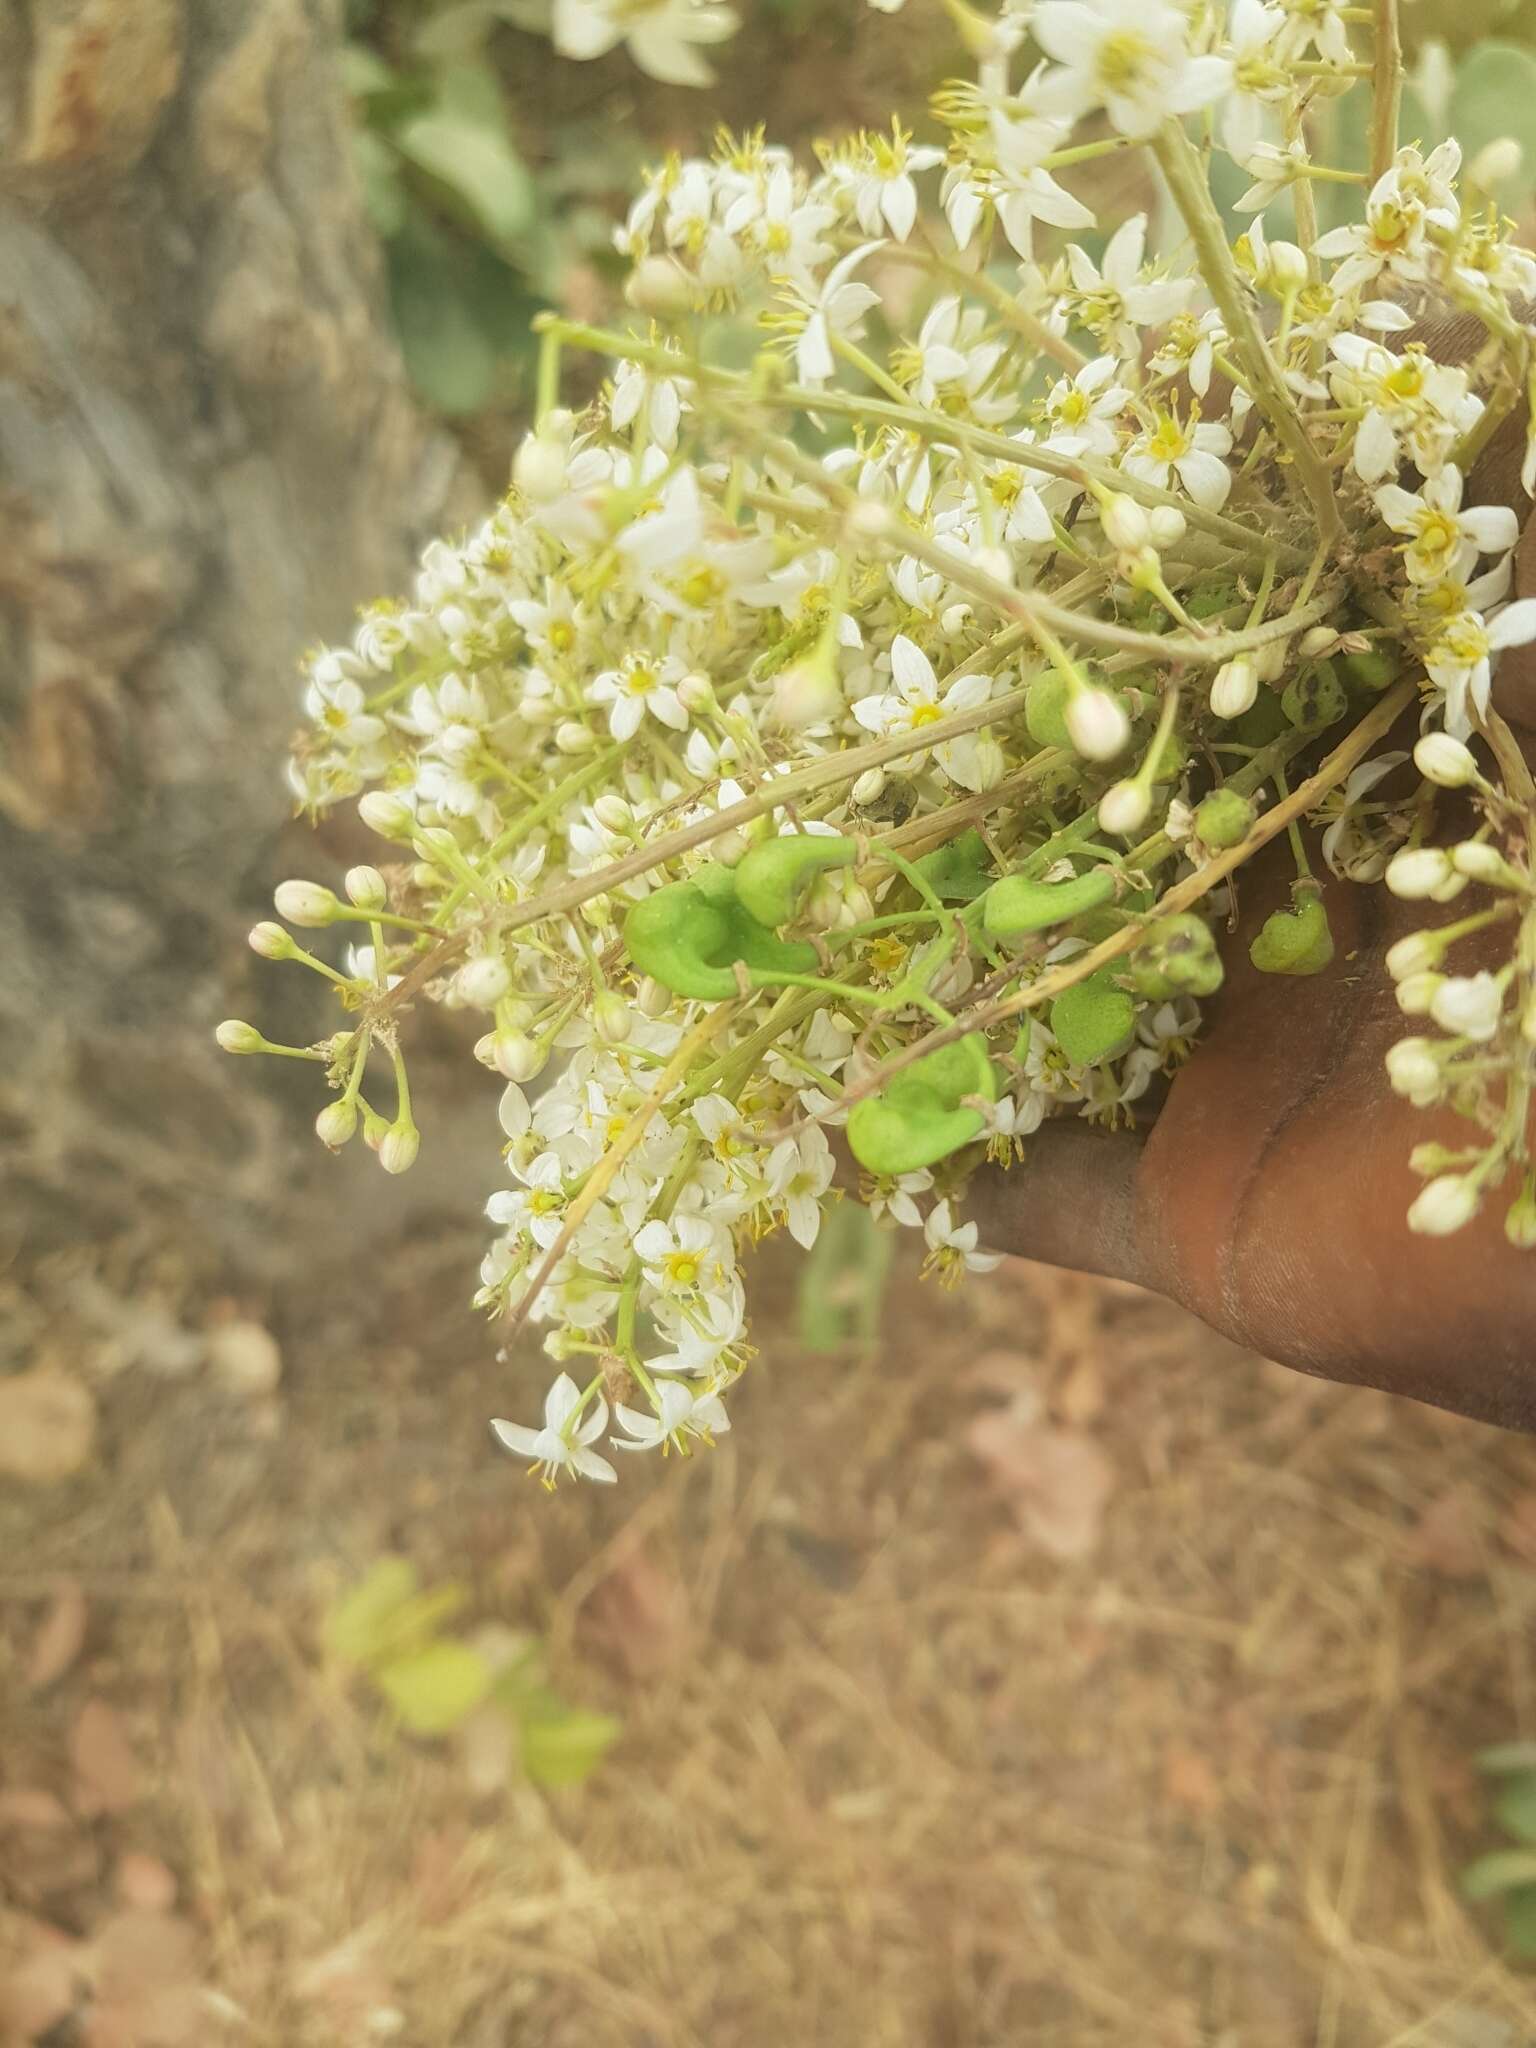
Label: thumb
xmin=968 ymin=1120 xmax=1150 ymax=1286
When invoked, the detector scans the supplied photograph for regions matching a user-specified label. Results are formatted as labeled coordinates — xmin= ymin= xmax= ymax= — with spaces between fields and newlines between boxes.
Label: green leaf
xmin=387 ymin=224 xmax=501 ymax=413
xmin=394 ymin=103 xmax=533 ymax=247
xmin=324 ymin=1557 xmax=420 ymax=1666
xmin=1478 ymin=1742 xmax=1536 ymax=1775
xmin=375 ymin=1641 xmax=494 ymax=1735
xmin=913 ymin=830 xmax=994 ymax=904
xmin=797 ymin=1202 xmax=893 ymax=1353
xmin=1504 ymin=1884 xmax=1536 ymax=1960
xmin=1461 ymin=1849 xmax=1536 ymax=1900
xmin=520 ymin=1708 xmax=622 ymax=1789
xmin=1451 ymin=44 xmax=1536 ymax=211
xmin=353 ymin=130 xmax=409 ymax=239
xmin=1495 ymin=1776 xmax=1536 ymax=1846
xmin=341 ymin=43 xmax=398 ymax=98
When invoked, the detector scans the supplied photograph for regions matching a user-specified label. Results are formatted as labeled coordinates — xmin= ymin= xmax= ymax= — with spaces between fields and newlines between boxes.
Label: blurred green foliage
xmin=325 ymin=1555 xmax=621 ymax=1786
xmin=1461 ymin=1743 xmax=1536 ymax=1963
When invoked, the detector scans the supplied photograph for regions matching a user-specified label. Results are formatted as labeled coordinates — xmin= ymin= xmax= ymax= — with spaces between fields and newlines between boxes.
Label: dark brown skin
xmin=970 ymin=311 xmax=1536 ymax=1429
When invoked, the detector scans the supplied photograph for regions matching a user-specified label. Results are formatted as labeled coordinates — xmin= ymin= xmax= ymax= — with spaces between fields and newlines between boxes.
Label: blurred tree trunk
xmin=0 ymin=0 xmax=469 ymax=1264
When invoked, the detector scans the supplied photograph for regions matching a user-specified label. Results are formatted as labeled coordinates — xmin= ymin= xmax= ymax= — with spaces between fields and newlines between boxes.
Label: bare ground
xmin=4 ymin=1224 xmax=1536 ymax=2047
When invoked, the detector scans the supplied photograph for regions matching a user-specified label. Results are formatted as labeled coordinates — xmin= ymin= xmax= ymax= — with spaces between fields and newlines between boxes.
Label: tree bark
xmin=0 ymin=0 xmax=473 ymax=1264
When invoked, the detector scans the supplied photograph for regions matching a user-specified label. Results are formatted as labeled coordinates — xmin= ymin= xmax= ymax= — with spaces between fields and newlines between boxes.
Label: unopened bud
xmin=379 ymin=1123 xmax=420 ymax=1176
xmin=847 ymin=500 xmax=893 ymax=541
xmin=1264 ymin=238 xmax=1309 ymax=293
xmin=1385 ymin=1037 xmax=1442 ymax=1099
xmin=851 ymin=768 xmax=886 ymax=806
xmin=1451 ymin=840 xmax=1512 ymax=884
xmin=456 ymin=955 xmax=513 ymax=1009
xmin=513 ymin=429 xmax=569 ymax=503
xmin=248 ymin=921 xmax=294 ymax=960
xmin=1209 ymin=657 xmax=1258 ymax=720
xmin=1148 ymin=505 xmax=1187 ymax=549
xmin=358 ymin=791 xmax=416 ymax=840
xmin=1385 ymin=930 xmax=1441 ymax=981
xmin=315 ymin=1099 xmax=359 ymax=1149
xmin=493 ymin=1030 xmax=547 ymax=1082
xmin=624 ymin=254 xmax=696 ymax=317
xmin=1098 ymin=779 xmax=1150 ymax=835
xmin=555 ymin=720 xmax=595 ymax=754
xmin=772 ymin=649 xmax=843 ymax=731
xmin=1100 ymin=493 xmax=1150 ymax=552
xmin=593 ymin=793 xmax=634 ymax=832
xmin=345 ymin=865 xmax=387 ymax=911
xmin=1065 ymin=686 xmax=1130 ymax=761
xmin=1395 ymin=969 xmax=1443 ymax=1016
xmin=216 ymin=1019 xmax=263 ymax=1054
xmin=1507 ymin=1184 xmax=1536 ymax=1249
xmin=1407 ymin=1173 xmax=1480 ymax=1237
xmin=1430 ymin=970 xmax=1503 ymax=1041
xmin=273 ymin=879 xmax=339 ymax=927
xmin=974 ymin=544 xmax=1014 ymax=587
xmin=967 ymin=733 xmax=1007 ymax=789
xmin=593 ymin=991 xmax=633 ymax=1044
xmin=677 ymin=671 xmax=714 ymax=713
xmin=1469 ymin=137 xmax=1523 ymax=189
xmin=1414 ymin=733 xmax=1479 ymax=789
xmin=1385 ymin=847 xmax=1453 ymax=899
xmin=636 ymin=976 xmax=672 ymax=1019
xmin=1299 ymin=626 xmax=1338 ymax=660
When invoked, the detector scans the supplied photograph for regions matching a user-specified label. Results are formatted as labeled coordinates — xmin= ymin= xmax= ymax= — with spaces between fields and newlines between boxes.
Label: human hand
xmin=970 ymin=313 xmax=1536 ymax=1429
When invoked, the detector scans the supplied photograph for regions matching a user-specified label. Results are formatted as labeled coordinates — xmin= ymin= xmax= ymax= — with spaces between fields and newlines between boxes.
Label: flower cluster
xmin=225 ymin=0 xmax=1536 ymax=1485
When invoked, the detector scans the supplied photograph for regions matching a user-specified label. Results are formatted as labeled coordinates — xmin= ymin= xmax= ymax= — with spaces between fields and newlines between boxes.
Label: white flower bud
xmin=1430 ymin=970 xmax=1504 ymax=1042
xmin=1507 ymin=1186 xmax=1536 ymax=1248
xmin=1097 ymin=778 xmax=1151 ymax=836
xmin=456 ymin=955 xmax=513 ymax=1009
xmin=624 ymin=254 xmax=695 ymax=317
xmin=1385 ymin=847 xmax=1453 ymax=900
xmin=1384 ymin=930 xmax=1440 ymax=982
xmin=593 ymin=991 xmax=632 ymax=1044
xmin=344 ymin=865 xmax=387 ymax=910
xmin=1429 ymin=870 xmax=1470 ymax=903
xmin=1209 ymin=657 xmax=1258 ymax=720
xmin=1265 ymin=239 xmax=1309 ymax=293
xmin=593 ymin=793 xmax=633 ymax=832
xmin=1413 ymin=733 xmax=1479 ymax=789
xmin=1407 ymin=1173 xmax=1480 ymax=1237
xmin=1148 ymin=505 xmax=1187 ymax=549
xmin=940 ymin=603 xmax=972 ymax=636
xmin=1450 ymin=840 xmax=1509 ymax=883
xmin=846 ymin=500 xmax=893 ymax=543
xmin=676 ymin=672 xmax=714 ymax=713
xmin=357 ymin=791 xmax=415 ymax=840
xmin=1100 ymin=493 xmax=1150 ymax=552
xmin=1385 ymin=1037 xmax=1442 ymax=1098
xmin=710 ymin=829 xmax=749 ymax=867
xmin=967 ymin=733 xmax=1007 ymax=789
xmin=493 ymin=1030 xmax=547 ymax=1082
xmin=513 ymin=431 xmax=569 ymax=504
xmin=315 ymin=1100 xmax=358 ymax=1149
xmin=636 ymin=976 xmax=672 ymax=1019
xmin=216 ymin=1019 xmax=263 ymax=1054
xmin=1299 ymin=626 xmax=1337 ymax=659
xmin=273 ymin=879 xmax=338 ymax=927
xmin=974 ymin=544 xmax=1014 ymax=587
xmin=1065 ymin=686 xmax=1130 ymax=761
xmin=1469 ymin=137 xmax=1523 ymax=188
xmin=379 ymin=1124 xmax=420 ymax=1176
xmin=555 ymin=720 xmax=595 ymax=754
xmin=248 ymin=921 xmax=293 ymax=960
xmin=1395 ymin=970 xmax=1443 ymax=1016
xmin=772 ymin=651 xmax=843 ymax=731
xmin=851 ymin=768 xmax=887 ymax=806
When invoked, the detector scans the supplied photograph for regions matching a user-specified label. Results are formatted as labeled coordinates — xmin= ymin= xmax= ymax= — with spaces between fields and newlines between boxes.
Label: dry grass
xmin=5 ymin=1232 xmax=1536 ymax=2047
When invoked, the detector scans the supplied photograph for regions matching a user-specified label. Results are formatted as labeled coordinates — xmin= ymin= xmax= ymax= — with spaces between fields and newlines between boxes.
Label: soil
xmin=4 ymin=1221 xmax=1536 ymax=2047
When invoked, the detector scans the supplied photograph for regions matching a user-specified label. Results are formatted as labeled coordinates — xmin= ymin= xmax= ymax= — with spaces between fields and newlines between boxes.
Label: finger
xmin=969 ymin=1120 xmax=1149 ymax=1286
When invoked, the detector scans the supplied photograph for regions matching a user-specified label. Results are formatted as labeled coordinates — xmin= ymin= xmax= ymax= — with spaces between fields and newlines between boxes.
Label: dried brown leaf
xmin=965 ymin=1409 xmax=1116 ymax=1561
xmin=26 ymin=1578 xmax=88 ymax=1689
xmin=71 ymin=1700 xmax=144 ymax=1817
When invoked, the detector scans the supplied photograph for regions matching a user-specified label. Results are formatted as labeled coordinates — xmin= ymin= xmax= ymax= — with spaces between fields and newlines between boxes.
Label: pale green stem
xmin=1152 ymin=122 xmax=1341 ymax=551
xmin=1370 ymin=0 xmax=1402 ymax=184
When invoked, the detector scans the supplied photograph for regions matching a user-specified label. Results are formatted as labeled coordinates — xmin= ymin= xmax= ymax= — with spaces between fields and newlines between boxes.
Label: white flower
xmin=634 ymin=1213 xmax=730 ymax=1298
xmin=1064 ymin=216 xmax=1195 ymax=353
xmin=1407 ymin=1174 xmax=1481 ymax=1237
xmin=922 ymin=1198 xmax=1000 ymax=1277
xmin=988 ymin=112 xmax=1096 ymax=259
xmin=588 ymin=651 xmax=691 ymax=741
xmin=1430 ymin=971 xmax=1504 ymax=1042
xmin=1423 ymin=599 xmax=1536 ymax=737
xmin=1042 ymin=356 xmax=1131 ymax=458
xmin=612 ymin=1378 xmax=731 ymax=1453
xmin=491 ymin=1374 xmax=617 ymax=1487
xmin=552 ymin=0 xmax=738 ymax=86
xmin=794 ymin=241 xmax=885 ymax=386
xmin=841 ymin=121 xmax=944 ymax=243
xmin=1222 ymin=0 xmax=1289 ymax=162
xmin=1124 ymin=409 xmax=1233 ymax=510
xmin=611 ymin=357 xmax=684 ymax=451
xmin=1373 ymin=466 xmax=1519 ymax=588
xmin=1033 ymin=0 xmax=1231 ymax=137
xmin=852 ymin=634 xmax=993 ymax=783
xmin=765 ymin=1126 xmax=836 ymax=1248
xmin=1318 ymin=751 xmax=1411 ymax=879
